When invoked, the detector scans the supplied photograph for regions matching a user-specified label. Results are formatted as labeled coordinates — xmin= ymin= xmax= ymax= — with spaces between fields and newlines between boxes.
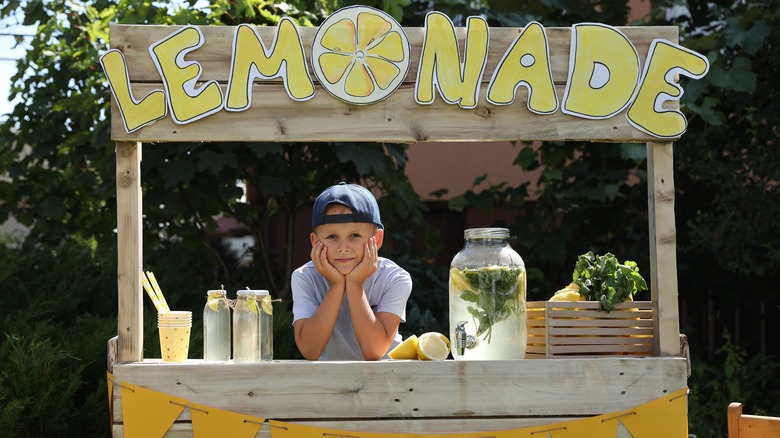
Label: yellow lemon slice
xmin=416 ymin=332 xmax=450 ymax=361
xmin=449 ymin=268 xmax=473 ymax=293
xmin=260 ymin=299 xmax=273 ymax=315
xmin=388 ymin=334 xmax=418 ymax=360
xmin=312 ymin=6 xmax=410 ymax=105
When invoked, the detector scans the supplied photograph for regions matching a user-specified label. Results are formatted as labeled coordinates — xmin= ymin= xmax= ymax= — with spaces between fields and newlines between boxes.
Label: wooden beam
xmin=116 ymin=142 xmax=143 ymax=362
xmin=108 ymin=24 xmax=679 ymax=143
xmin=646 ymin=142 xmax=680 ymax=356
xmin=110 ymin=84 xmax=676 ymax=143
xmin=111 ymin=357 xmax=688 ymax=423
xmin=109 ymin=25 xmax=676 ymax=84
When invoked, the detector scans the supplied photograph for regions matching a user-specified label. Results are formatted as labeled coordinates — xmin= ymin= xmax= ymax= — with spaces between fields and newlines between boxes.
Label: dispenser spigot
xmin=454 ymin=321 xmax=477 ymax=356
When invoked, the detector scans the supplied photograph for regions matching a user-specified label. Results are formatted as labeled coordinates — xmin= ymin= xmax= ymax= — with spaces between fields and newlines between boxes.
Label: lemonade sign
xmin=101 ymin=5 xmax=709 ymax=139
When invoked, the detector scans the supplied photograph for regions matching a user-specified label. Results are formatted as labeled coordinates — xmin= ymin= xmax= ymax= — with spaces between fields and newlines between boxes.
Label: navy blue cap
xmin=312 ymin=182 xmax=383 ymax=230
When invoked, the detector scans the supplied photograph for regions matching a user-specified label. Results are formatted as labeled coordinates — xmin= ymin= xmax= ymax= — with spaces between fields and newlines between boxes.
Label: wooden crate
xmin=526 ymin=301 xmax=654 ymax=358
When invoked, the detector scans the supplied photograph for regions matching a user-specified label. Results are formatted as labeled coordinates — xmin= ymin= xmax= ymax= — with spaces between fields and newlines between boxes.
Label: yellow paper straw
xmin=141 ymin=273 xmax=163 ymax=313
xmin=146 ymin=271 xmax=170 ymax=313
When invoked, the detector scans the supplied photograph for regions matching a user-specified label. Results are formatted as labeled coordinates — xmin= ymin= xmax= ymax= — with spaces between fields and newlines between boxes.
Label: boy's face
xmin=311 ymin=205 xmax=383 ymax=275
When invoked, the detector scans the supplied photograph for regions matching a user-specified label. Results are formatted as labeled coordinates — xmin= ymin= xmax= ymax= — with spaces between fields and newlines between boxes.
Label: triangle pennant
xmin=619 ymin=388 xmax=688 ymax=438
xmin=107 ymin=372 xmax=114 ymax=430
xmin=121 ymin=382 xmax=188 ymax=438
xmin=191 ymin=402 xmax=264 ymax=438
xmin=616 ymin=420 xmax=635 ymax=437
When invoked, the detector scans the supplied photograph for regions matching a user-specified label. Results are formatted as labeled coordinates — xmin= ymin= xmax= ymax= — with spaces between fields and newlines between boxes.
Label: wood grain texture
xmin=109 ymin=25 xmax=677 ymax=84
xmin=115 ymin=142 xmax=143 ymax=362
xmin=647 ymin=142 xmax=681 ymax=356
xmin=111 ymin=357 xmax=688 ymax=423
xmin=107 ymin=25 xmax=679 ymax=142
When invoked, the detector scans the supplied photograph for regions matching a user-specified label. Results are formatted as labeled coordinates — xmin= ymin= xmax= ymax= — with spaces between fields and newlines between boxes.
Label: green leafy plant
xmin=571 ymin=251 xmax=647 ymax=311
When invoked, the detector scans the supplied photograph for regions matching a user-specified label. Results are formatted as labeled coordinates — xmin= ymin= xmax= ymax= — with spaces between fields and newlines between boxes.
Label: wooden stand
xmin=109 ymin=23 xmax=687 ymax=437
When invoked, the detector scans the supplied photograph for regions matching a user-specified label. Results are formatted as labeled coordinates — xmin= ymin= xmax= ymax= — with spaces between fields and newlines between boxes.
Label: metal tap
xmin=454 ymin=320 xmax=477 ymax=355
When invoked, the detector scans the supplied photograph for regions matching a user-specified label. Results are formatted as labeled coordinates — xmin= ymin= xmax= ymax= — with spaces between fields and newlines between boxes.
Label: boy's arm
xmin=294 ymin=241 xmax=347 ymax=360
xmin=345 ymin=286 xmax=402 ymax=361
xmin=345 ymin=237 xmax=402 ymax=361
xmin=293 ymin=284 xmax=344 ymax=360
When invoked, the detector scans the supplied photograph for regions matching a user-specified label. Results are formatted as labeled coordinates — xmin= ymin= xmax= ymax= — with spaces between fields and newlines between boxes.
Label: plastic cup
xmin=158 ymin=311 xmax=192 ymax=362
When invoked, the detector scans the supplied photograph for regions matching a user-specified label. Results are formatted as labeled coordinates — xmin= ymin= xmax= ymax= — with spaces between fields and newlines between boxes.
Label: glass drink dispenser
xmin=449 ymin=228 xmax=527 ymax=360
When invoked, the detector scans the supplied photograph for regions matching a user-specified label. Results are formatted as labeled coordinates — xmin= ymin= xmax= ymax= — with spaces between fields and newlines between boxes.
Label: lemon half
xmin=416 ymin=332 xmax=450 ymax=361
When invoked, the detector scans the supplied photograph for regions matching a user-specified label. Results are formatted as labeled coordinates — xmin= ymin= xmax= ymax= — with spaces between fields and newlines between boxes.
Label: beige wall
xmin=406 ymin=142 xmax=540 ymax=200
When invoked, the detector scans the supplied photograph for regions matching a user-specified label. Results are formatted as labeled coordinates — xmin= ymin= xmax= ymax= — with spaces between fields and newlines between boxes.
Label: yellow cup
xmin=158 ymin=311 xmax=192 ymax=321
xmin=158 ymin=311 xmax=192 ymax=362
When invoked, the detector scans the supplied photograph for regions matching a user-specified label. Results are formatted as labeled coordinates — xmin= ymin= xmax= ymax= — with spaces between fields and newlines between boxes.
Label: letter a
xmin=415 ymin=12 xmax=489 ymax=109
xmin=487 ymin=21 xmax=558 ymax=114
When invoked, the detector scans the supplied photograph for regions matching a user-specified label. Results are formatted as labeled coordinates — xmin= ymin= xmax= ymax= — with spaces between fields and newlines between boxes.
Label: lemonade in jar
xmin=449 ymin=228 xmax=527 ymax=360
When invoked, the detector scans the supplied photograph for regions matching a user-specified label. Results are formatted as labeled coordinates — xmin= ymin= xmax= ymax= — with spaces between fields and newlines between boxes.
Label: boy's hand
xmin=311 ymin=241 xmax=345 ymax=287
xmin=346 ymin=236 xmax=378 ymax=285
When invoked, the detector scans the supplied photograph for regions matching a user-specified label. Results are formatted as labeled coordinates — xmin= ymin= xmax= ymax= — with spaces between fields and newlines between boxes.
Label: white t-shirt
xmin=291 ymin=257 xmax=412 ymax=360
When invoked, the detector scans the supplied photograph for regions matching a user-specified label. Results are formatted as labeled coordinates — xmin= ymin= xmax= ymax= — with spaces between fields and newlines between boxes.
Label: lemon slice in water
xmin=449 ymin=268 xmax=473 ymax=293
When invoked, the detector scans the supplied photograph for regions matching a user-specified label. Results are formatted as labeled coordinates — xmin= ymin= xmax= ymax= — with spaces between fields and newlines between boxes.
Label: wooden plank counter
xmin=111 ymin=357 xmax=688 ymax=437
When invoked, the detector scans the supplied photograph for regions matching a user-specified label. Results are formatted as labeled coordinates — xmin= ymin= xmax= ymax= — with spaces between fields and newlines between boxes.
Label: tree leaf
xmin=707 ymin=56 xmax=756 ymax=93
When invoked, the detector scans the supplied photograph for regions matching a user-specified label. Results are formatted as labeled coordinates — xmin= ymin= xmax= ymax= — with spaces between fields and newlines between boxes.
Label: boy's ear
xmin=374 ymin=229 xmax=385 ymax=249
xmin=310 ymin=232 xmax=318 ymax=247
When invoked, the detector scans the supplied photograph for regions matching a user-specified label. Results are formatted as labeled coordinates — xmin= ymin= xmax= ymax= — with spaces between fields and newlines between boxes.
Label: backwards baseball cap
xmin=312 ymin=182 xmax=383 ymax=230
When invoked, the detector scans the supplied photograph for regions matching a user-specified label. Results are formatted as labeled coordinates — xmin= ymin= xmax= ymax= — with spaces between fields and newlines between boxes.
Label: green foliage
xmin=0 ymin=241 xmax=116 ymax=438
xmin=0 ymin=333 xmax=84 ymax=437
xmin=669 ymin=0 xmax=780 ymax=280
xmin=688 ymin=330 xmax=780 ymax=437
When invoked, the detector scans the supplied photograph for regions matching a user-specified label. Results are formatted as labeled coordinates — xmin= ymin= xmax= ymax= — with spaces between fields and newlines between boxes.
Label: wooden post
xmin=646 ymin=142 xmax=681 ymax=356
xmin=116 ymin=142 xmax=143 ymax=362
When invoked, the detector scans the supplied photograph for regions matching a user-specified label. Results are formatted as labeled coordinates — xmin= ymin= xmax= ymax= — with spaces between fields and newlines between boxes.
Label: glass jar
xmin=232 ymin=290 xmax=259 ymax=363
xmin=203 ymin=289 xmax=231 ymax=363
xmin=255 ymin=290 xmax=273 ymax=361
xmin=449 ymin=228 xmax=527 ymax=360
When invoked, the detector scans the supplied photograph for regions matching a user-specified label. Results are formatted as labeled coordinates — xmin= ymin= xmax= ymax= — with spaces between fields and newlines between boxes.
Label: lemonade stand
xmin=105 ymin=6 xmax=707 ymax=437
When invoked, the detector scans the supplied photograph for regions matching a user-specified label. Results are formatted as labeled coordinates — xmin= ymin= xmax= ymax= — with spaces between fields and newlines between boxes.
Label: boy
xmin=291 ymin=182 xmax=413 ymax=361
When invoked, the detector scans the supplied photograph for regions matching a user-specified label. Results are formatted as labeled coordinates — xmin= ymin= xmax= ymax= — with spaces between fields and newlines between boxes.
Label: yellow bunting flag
xmin=191 ymin=402 xmax=265 ymax=438
xmin=121 ymin=383 xmax=188 ymax=438
xmin=619 ymin=388 xmax=688 ymax=437
xmin=107 ymin=372 xmax=114 ymax=429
